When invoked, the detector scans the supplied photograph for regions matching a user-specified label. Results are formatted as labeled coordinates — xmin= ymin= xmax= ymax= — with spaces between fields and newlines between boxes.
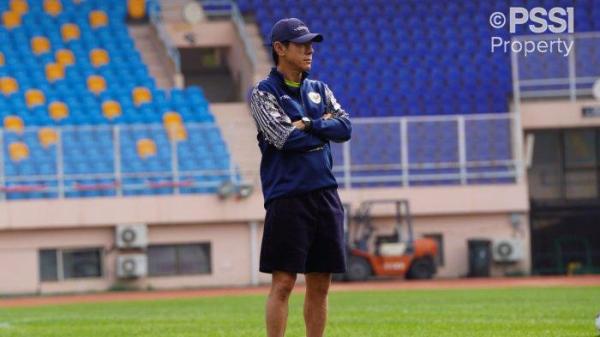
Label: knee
xmin=307 ymin=279 xmax=330 ymax=298
xmin=270 ymin=274 xmax=296 ymax=301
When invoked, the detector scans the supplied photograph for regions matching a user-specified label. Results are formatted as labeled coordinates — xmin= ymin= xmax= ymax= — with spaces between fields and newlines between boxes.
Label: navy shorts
xmin=259 ymin=187 xmax=347 ymax=274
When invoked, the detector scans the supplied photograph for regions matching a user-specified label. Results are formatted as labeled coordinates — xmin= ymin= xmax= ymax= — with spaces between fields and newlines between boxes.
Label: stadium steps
xmin=210 ymin=103 xmax=261 ymax=182
xmin=245 ymin=22 xmax=273 ymax=83
xmin=128 ymin=24 xmax=175 ymax=89
xmin=158 ymin=0 xmax=189 ymax=23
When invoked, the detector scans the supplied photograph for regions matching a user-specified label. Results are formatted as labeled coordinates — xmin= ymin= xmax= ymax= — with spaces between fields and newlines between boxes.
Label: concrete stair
xmin=128 ymin=24 xmax=175 ymax=89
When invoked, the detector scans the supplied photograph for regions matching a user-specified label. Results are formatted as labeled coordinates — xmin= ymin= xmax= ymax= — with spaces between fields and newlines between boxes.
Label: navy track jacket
xmin=249 ymin=68 xmax=352 ymax=209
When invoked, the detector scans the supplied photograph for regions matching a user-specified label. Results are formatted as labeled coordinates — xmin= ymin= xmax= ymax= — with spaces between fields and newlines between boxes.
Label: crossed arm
xmin=248 ymin=86 xmax=352 ymax=152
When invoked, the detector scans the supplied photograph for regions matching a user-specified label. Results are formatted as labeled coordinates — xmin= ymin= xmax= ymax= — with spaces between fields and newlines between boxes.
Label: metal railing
xmin=0 ymin=113 xmax=520 ymax=201
xmin=200 ymin=0 xmax=257 ymax=71
xmin=512 ymin=31 xmax=600 ymax=101
xmin=330 ymin=113 xmax=519 ymax=188
xmin=0 ymin=123 xmax=240 ymax=200
xmin=147 ymin=0 xmax=182 ymax=74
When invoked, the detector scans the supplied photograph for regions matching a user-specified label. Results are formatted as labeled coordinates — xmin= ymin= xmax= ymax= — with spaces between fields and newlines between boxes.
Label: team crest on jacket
xmin=308 ymin=92 xmax=322 ymax=104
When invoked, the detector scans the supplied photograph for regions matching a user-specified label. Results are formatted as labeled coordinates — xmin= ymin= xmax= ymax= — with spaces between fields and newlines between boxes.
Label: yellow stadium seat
xmin=163 ymin=111 xmax=183 ymax=125
xmin=89 ymin=10 xmax=108 ymax=28
xmin=10 ymin=0 xmax=28 ymax=15
xmin=4 ymin=116 xmax=24 ymax=134
xmin=44 ymin=0 xmax=62 ymax=16
xmin=61 ymin=23 xmax=80 ymax=42
xmin=9 ymin=142 xmax=29 ymax=161
xmin=87 ymin=75 xmax=106 ymax=95
xmin=165 ymin=123 xmax=187 ymax=142
xmin=0 ymin=77 xmax=18 ymax=96
xmin=0 ymin=52 xmax=4 ymax=66
xmin=137 ymin=138 xmax=157 ymax=159
xmin=31 ymin=36 xmax=50 ymax=55
xmin=38 ymin=127 xmax=59 ymax=148
xmin=133 ymin=87 xmax=152 ymax=106
xmin=90 ymin=48 xmax=109 ymax=67
xmin=45 ymin=62 xmax=64 ymax=82
xmin=48 ymin=101 xmax=69 ymax=120
xmin=102 ymin=100 xmax=121 ymax=120
xmin=128 ymin=0 xmax=146 ymax=20
xmin=2 ymin=11 xmax=21 ymax=29
xmin=25 ymin=89 xmax=45 ymax=108
xmin=55 ymin=49 xmax=74 ymax=66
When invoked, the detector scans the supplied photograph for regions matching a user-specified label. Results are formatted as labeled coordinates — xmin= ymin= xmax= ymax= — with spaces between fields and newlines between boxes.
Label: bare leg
xmin=266 ymin=271 xmax=297 ymax=337
xmin=304 ymin=273 xmax=332 ymax=337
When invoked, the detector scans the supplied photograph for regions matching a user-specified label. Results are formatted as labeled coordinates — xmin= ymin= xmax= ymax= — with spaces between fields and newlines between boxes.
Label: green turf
xmin=0 ymin=286 xmax=599 ymax=337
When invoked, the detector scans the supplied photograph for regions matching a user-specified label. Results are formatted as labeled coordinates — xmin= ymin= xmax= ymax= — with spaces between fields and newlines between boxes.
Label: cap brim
xmin=290 ymin=33 xmax=324 ymax=43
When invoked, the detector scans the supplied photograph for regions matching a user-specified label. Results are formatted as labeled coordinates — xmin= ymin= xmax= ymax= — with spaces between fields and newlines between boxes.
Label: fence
xmin=0 ymin=113 xmax=520 ymax=201
xmin=512 ymin=32 xmax=600 ymax=101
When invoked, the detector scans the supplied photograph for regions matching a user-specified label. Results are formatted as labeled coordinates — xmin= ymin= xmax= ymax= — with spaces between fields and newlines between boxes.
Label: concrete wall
xmin=521 ymin=98 xmax=600 ymax=129
xmin=0 ymin=182 xmax=529 ymax=295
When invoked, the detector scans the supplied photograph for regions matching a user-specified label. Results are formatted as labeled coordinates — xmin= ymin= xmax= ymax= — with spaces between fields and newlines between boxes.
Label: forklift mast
xmin=348 ymin=199 xmax=415 ymax=252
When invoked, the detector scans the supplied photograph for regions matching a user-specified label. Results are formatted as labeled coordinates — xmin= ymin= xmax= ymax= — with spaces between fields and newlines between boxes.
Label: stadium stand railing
xmin=513 ymin=32 xmax=600 ymax=100
xmin=0 ymin=113 xmax=518 ymax=201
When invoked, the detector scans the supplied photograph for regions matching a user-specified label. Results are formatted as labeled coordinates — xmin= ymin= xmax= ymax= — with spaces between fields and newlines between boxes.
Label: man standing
xmin=248 ymin=18 xmax=352 ymax=337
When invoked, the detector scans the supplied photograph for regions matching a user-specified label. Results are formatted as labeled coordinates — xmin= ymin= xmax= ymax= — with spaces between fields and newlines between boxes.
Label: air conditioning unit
xmin=492 ymin=239 xmax=523 ymax=263
xmin=115 ymin=224 xmax=147 ymax=248
xmin=117 ymin=254 xmax=147 ymax=278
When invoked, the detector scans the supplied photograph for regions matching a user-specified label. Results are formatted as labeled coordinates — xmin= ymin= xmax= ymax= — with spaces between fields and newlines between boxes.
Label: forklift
xmin=336 ymin=199 xmax=438 ymax=281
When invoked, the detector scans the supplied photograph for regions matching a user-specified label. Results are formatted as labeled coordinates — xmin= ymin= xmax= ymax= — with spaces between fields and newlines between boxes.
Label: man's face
xmin=277 ymin=41 xmax=314 ymax=72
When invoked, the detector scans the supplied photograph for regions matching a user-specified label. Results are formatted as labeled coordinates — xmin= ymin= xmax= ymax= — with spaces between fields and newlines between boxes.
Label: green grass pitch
xmin=0 ymin=286 xmax=599 ymax=337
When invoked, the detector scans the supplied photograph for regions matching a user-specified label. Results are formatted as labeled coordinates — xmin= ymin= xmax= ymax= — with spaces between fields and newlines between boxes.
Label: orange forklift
xmin=336 ymin=199 xmax=439 ymax=281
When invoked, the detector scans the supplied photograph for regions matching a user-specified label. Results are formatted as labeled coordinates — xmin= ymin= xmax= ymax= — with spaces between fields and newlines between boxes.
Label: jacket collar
xmin=270 ymin=67 xmax=309 ymax=87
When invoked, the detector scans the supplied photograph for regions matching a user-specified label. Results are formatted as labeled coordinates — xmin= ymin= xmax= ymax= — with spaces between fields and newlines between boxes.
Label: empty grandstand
xmin=0 ymin=0 xmax=597 ymax=295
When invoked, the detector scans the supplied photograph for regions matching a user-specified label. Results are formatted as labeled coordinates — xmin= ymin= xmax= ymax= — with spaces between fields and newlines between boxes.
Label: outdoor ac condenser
xmin=116 ymin=254 xmax=147 ymax=278
xmin=492 ymin=239 xmax=523 ymax=263
xmin=115 ymin=223 xmax=148 ymax=248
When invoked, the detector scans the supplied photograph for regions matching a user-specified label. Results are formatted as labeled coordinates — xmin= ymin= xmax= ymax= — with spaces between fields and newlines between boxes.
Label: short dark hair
xmin=271 ymin=41 xmax=290 ymax=66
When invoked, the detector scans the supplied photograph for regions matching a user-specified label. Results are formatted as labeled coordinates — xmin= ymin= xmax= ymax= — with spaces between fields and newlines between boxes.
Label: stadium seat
xmin=25 ymin=89 xmax=45 ymax=108
xmin=90 ymin=48 xmax=109 ymax=67
xmin=31 ymin=36 xmax=51 ymax=55
xmin=87 ymin=75 xmax=107 ymax=95
xmin=48 ymin=101 xmax=69 ymax=121
xmin=133 ymin=87 xmax=152 ymax=106
xmin=128 ymin=0 xmax=146 ymax=20
xmin=89 ymin=10 xmax=108 ymax=28
xmin=2 ymin=11 xmax=21 ymax=29
xmin=4 ymin=116 xmax=24 ymax=134
xmin=38 ymin=127 xmax=59 ymax=148
xmin=45 ymin=63 xmax=64 ymax=82
xmin=61 ymin=23 xmax=81 ymax=42
xmin=44 ymin=0 xmax=62 ymax=16
xmin=10 ymin=0 xmax=28 ymax=15
xmin=137 ymin=138 xmax=157 ymax=159
xmin=8 ymin=142 xmax=29 ymax=161
xmin=55 ymin=49 xmax=75 ymax=67
xmin=102 ymin=100 xmax=122 ymax=120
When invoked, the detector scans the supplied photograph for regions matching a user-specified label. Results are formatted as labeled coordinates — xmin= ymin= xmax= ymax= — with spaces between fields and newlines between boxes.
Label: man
xmin=248 ymin=18 xmax=352 ymax=337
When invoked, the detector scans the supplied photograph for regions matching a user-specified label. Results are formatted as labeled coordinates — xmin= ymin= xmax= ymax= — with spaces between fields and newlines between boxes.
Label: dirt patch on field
xmin=1 ymin=275 xmax=598 ymax=308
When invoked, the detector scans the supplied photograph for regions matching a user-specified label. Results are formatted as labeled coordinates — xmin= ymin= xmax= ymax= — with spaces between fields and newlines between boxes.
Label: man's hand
xmin=292 ymin=120 xmax=305 ymax=130
xmin=293 ymin=114 xmax=333 ymax=131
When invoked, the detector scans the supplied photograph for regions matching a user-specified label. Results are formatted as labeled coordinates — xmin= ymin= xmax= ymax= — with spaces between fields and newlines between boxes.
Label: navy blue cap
xmin=268 ymin=18 xmax=323 ymax=45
